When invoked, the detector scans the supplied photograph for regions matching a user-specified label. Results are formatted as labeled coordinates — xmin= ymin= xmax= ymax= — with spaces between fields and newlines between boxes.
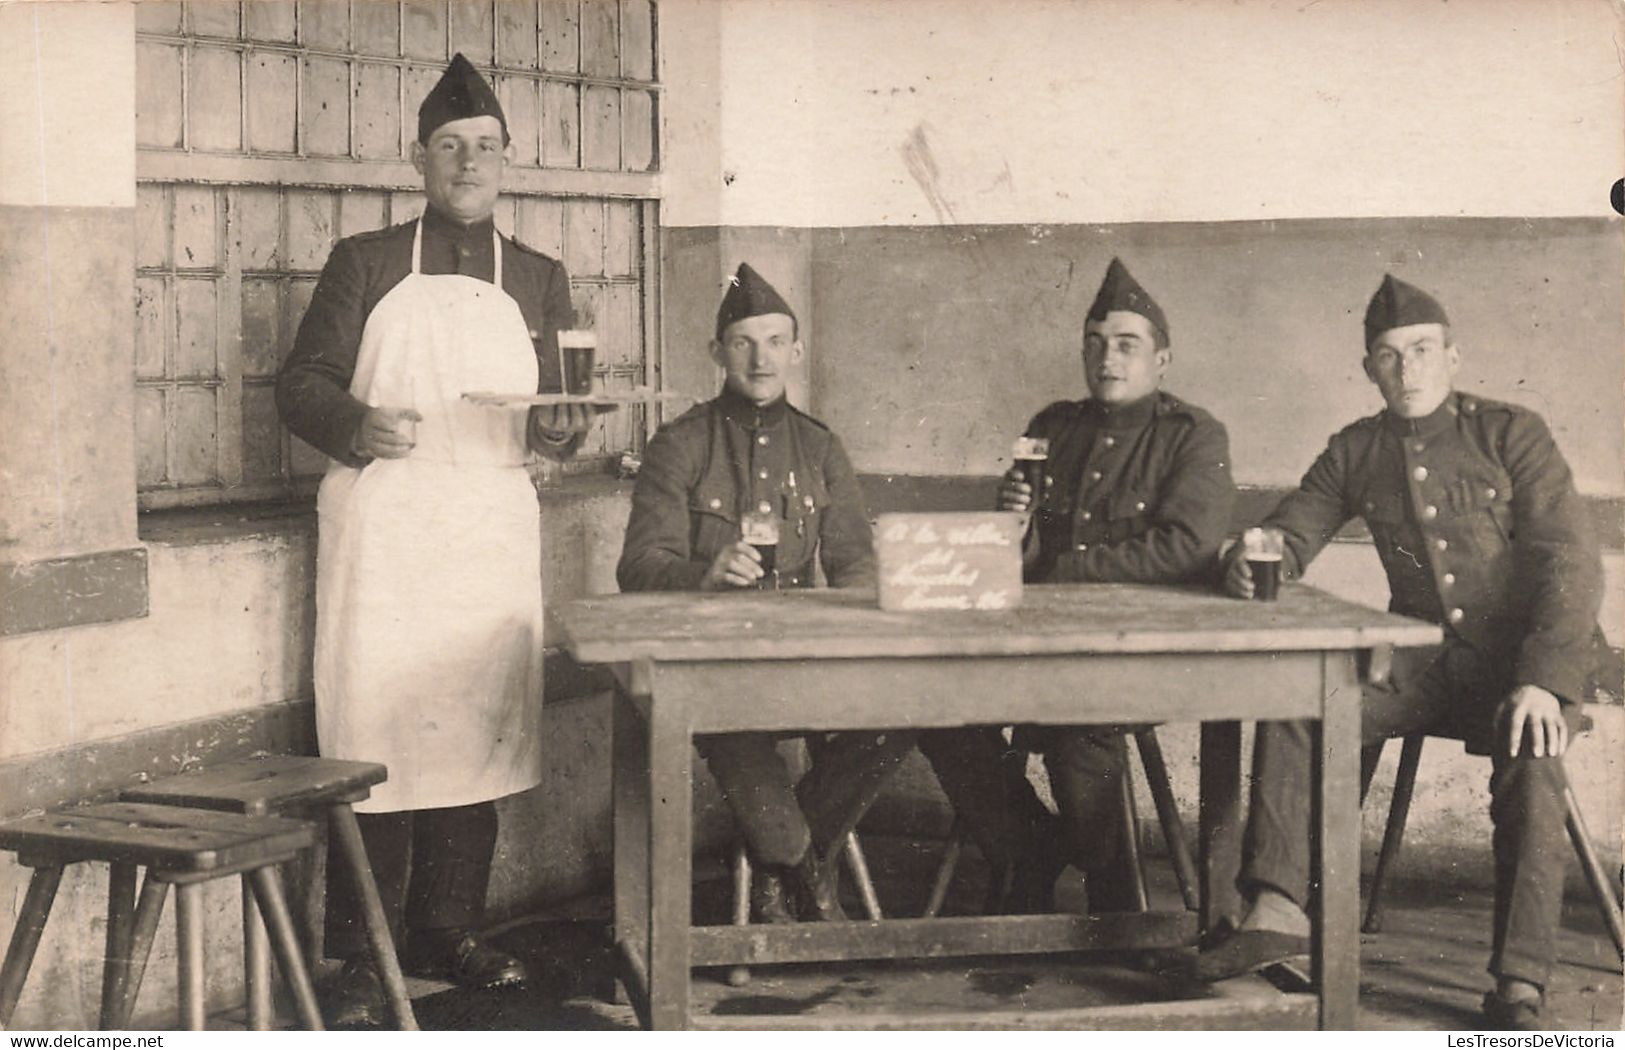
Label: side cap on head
xmin=418 ymin=52 xmax=509 ymax=144
xmin=1364 ymin=273 xmax=1450 ymax=347
xmin=1086 ymin=257 xmax=1168 ymax=342
xmin=716 ymin=263 xmax=796 ymax=340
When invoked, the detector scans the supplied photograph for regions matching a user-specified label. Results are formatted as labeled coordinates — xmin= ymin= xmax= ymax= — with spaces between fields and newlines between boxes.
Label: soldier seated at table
xmin=1195 ymin=274 xmax=1605 ymax=1032
xmin=968 ymin=258 xmax=1237 ymax=913
xmin=617 ymin=263 xmax=912 ymax=922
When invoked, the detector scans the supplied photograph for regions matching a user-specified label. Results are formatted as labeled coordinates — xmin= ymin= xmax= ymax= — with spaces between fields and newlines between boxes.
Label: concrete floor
xmin=370 ymin=833 xmax=1623 ymax=1032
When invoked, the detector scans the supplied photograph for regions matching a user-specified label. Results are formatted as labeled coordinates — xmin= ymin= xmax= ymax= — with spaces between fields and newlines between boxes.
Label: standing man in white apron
xmin=276 ymin=53 xmax=592 ymax=1027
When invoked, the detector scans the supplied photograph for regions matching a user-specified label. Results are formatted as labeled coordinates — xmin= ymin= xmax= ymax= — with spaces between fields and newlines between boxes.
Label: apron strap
xmin=411 ymin=217 xmax=423 ymax=275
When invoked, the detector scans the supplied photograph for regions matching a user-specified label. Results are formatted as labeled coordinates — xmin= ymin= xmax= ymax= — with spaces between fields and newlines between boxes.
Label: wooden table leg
xmin=1198 ymin=721 xmax=1243 ymax=936
xmin=1315 ymin=651 xmax=1361 ymax=1030
xmin=611 ymin=678 xmax=651 ymax=1015
xmin=242 ymin=877 xmax=272 ymax=1030
xmin=248 ymin=866 xmax=325 ymax=1031
xmin=174 ymin=881 xmax=206 ymax=1031
xmin=106 ymin=873 xmax=168 ymax=1030
xmin=645 ymin=691 xmax=693 ymax=1030
xmin=0 ymin=864 xmax=64 ymax=1027
xmin=329 ymin=804 xmax=419 ymax=1030
xmin=99 ymin=862 xmax=138 ymax=1030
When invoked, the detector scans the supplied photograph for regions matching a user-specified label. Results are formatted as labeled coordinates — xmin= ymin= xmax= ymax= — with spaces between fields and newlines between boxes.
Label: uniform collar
xmin=716 ymin=386 xmax=789 ymax=430
xmin=421 ymin=206 xmax=496 ymax=246
xmin=1085 ymin=391 xmax=1159 ymax=431
xmin=1381 ymin=392 xmax=1459 ymax=439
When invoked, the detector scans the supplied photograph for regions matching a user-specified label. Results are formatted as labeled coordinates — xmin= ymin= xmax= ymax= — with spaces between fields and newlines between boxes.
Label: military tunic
xmin=617 ymin=389 xmax=891 ymax=869
xmin=1240 ymin=391 xmax=1604 ymax=988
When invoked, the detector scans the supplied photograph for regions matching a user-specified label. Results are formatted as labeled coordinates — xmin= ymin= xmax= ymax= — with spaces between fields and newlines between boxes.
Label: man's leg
xmin=1044 ymin=727 xmax=1142 ymax=913
xmin=1485 ymin=738 xmax=1572 ymax=1012
xmin=799 ymin=730 xmax=917 ymax=856
xmin=917 ymin=727 xmax=1062 ymax=913
xmin=400 ymin=801 xmax=527 ymax=987
xmin=696 ymin=733 xmax=842 ymax=921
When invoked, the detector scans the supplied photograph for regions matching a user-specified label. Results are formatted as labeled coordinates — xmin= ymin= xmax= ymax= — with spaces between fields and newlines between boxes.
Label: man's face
xmin=1363 ymin=323 xmax=1460 ymax=418
xmin=412 ymin=116 xmax=509 ymax=224
xmin=711 ymin=313 xmax=802 ymax=407
xmin=1082 ymin=311 xmax=1169 ymax=405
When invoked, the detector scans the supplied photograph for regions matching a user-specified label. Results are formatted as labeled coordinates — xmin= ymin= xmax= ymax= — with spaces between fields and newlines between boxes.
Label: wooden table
xmin=557 ymin=583 xmax=1441 ymax=1030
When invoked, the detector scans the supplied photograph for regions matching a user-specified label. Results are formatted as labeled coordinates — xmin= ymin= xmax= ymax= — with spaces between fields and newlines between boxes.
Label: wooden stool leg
xmin=248 ymin=866 xmax=325 ymax=1031
xmin=725 ymin=844 xmax=751 ymax=987
xmin=1563 ymin=779 xmax=1625 ymax=958
xmin=174 ymin=882 xmax=207 ymax=1031
xmin=922 ymin=819 xmax=963 ymax=919
xmin=0 ymin=864 xmax=65 ymax=1027
xmin=329 ymin=804 xmax=418 ymax=1030
xmin=1363 ymin=734 xmax=1424 ymax=934
xmin=106 ymin=873 xmax=168 ymax=1030
xmin=99 ymin=863 xmax=138 ymax=1030
xmin=1119 ymin=746 xmax=1151 ymax=912
xmin=242 ymin=877 xmax=273 ymax=1030
xmin=844 ymin=831 xmax=883 ymax=920
xmin=1135 ymin=728 xmax=1200 ymax=912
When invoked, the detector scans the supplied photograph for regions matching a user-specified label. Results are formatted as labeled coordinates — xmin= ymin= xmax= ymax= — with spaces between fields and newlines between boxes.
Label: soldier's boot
xmin=750 ymin=867 xmax=799 ymax=925
xmin=789 ymin=849 xmax=848 ymax=922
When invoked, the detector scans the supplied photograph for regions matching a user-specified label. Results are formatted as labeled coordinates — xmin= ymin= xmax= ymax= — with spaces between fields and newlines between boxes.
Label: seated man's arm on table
xmin=616 ymin=426 xmax=710 ymax=592
xmin=526 ymin=261 xmax=588 ymax=460
xmin=275 ymin=239 xmax=375 ymax=467
xmin=1224 ymin=432 xmax=1356 ymax=598
xmin=817 ymin=433 xmax=878 ymax=589
xmin=1496 ymin=409 xmax=1604 ymax=755
xmin=1049 ymin=413 xmax=1237 ymax=583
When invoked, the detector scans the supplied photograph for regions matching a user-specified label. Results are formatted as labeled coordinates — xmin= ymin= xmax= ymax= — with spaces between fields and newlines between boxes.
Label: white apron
xmin=315 ymin=220 xmax=544 ymax=813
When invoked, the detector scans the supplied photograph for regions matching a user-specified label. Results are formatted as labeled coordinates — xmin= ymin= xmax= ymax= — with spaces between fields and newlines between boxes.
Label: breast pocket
xmin=785 ymin=471 xmax=830 ymax=565
xmin=688 ymin=482 xmax=738 ymax=560
xmin=1453 ymin=474 xmax=1514 ymax=545
xmin=1103 ymin=488 xmax=1153 ymax=543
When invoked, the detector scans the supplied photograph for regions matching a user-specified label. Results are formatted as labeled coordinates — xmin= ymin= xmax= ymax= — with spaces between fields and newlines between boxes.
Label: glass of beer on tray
xmin=558 ymin=329 xmax=597 ymax=396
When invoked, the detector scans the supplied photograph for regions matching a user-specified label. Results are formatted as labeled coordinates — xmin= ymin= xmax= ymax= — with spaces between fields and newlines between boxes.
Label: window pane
xmin=516 ymin=196 xmax=564 ymax=259
xmin=540 ymin=80 xmax=579 ymax=168
xmin=136 ymin=388 xmax=169 ymax=487
xmin=354 ymin=0 xmax=401 ymax=56
xmin=402 ymin=0 xmax=447 ymax=60
xmin=603 ymin=200 xmax=635 ymax=277
xmin=300 ymin=0 xmax=350 ymax=50
xmin=136 ymin=43 xmax=185 ymax=148
xmin=303 ymin=56 xmax=352 ymax=156
xmin=247 ymin=51 xmax=299 ymax=153
xmin=496 ymin=0 xmax=538 ymax=69
xmin=241 ymin=278 xmax=281 ymax=376
xmin=449 ymin=0 xmax=494 ymax=65
xmin=498 ymin=77 xmax=539 ymax=166
xmin=237 ymin=186 xmax=283 ymax=270
xmin=187 ymin=0 xmax=241 ymax=38
xmin=175 ymin=279 xmax=220 ymax=378
xmin=339 ymin=189 xmax=390 ymax=239
xmin=579 ymin=0 xmax=616 ymax=78
xmin=136 ymin=1 xmax=184 ymax=35
xmin=241 ymin=383 xmax=284 ymax=482
xmin=539 ymin=0 xmax=578 ymax=72
xmin=622 ymin=88 xmax=653 ymax=172
xmin=580 ymin=84 xmax=619 ymax=170
xmin=620 ymin=0 xmax=652 ymax=80
xmin=286 ymin=190 xmax=337 ymax=271
xmin=172 ymin=386 xmax=221 ymax=486
xmin=563 ymin=199 xmax=603 ymax=278
xmin=135 ymin=185 xmax=171 ymax=269
xmin=135 ymin=277 xmax=170 ymax=380
xmin=245 ymin=0 xmax=297 ymax=41
xmin=354 ymin=63 xmax=403 ymax=159
xmin=173 ymin=185 xmax=218 ymax=269
xmin=189 ymin=46 xmax=244 ymax=152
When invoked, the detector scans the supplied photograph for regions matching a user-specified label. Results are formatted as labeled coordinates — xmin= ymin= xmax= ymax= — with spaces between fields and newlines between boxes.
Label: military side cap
xmin=716 ymin=263 xmax=796 ymax=339
xmin=418 ymin=53 xmax=508 ymax=144
xmin=1087 ymin=257 xmax=1168 ymax=341
xmin=1364 ymin=273 xmax=1449 ymax=346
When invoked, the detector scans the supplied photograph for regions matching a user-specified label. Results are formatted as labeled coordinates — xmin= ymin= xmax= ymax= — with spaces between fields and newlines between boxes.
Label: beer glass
xmin=558 ymin=329 xmax=597 ymax=396
xmin=1243 ymin=526 xmax=1285 ymax=601
xmin=1011 ymin=436 xmax=1050 ymax=509
xmin=741 ymin=510 xmax=781 ymax=590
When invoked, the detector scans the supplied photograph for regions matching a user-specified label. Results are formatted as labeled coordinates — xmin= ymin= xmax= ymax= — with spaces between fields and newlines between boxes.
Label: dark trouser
xmin=325 ymin=801 xmax=498 ymax=961
xmin=1040 ymin=726 xmax=1142 ymax=912
xmin=1241 ymin=643 xmax=1577 ymax=989
xmin=916 ymin=727 xmax=1053 ymax=873
xmin=696 ymin=731 xmax=915 ymax=867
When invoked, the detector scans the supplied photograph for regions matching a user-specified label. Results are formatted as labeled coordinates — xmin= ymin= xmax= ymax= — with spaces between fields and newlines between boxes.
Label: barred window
xmin=135 ymin=0 xmax=660 ymax=508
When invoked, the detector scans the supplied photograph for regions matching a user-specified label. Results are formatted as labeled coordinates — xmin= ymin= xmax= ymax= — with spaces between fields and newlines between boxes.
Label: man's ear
xmin=708 ymin=338 xmax=726 ymax=368
xmin=410 ymin=140 xmax=427 ymax=175
xmin=790 ymin=339 xmax=805 ymax=364
xmin=1445 ymin=341 xmax=1462 ymax=379
xmin=1361 ymin=353 xmax=1379 ymax=385
xmin=1155 ymin=344 xmax=1172 ymax=379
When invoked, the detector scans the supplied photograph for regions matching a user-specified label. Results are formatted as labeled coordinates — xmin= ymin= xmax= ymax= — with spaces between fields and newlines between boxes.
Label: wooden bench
xmin=122 ymin=754 xmax=417 ymax=1030
xmin=0 ymin=802 xmax=321 ymax=1030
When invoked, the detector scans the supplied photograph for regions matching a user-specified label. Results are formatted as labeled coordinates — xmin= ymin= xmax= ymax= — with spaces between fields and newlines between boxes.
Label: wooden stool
xmin=0 ymin=803 xmax=322 ymax=1031
xmin=122 ymin=754 xmax=418 ymax=1031
xmin=1363 ymin=720 xmax=1625 ymax=959
xmin=923 ymin=727 xmax=1201 ymax=917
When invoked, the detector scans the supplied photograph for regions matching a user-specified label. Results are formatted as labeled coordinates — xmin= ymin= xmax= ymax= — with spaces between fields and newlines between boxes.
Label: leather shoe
xmin=790 ymin=850 xmax=848 ymax=921
xmin=1191 ymin=928 xmax=1310 ymax=982
xmin=1482 ymin=990 xmax=1545 ymax=1031
xmin=321 ymin=957 xmax=386 ymax=1029
xmin=404 ymin=929 xmax=528 ymax=989
xmin=750 ymin=867 xmax=799 ymax=924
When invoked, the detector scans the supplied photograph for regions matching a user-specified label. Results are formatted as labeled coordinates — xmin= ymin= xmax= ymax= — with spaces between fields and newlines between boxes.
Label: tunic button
xmin=757 ymin=469 xmax=769 ymax=480
xmin=1422 ymin=505 xmax=1438 ymax=521
xmin=1485 ymin=487 xmax=1497 ymax=499
xmin=1435 ymin=538 xmax=1448 ymax=552
xmin=1080 ymin=511 xmax=1093 ymax=521
xmin=708 ymin=498 xmax=721 ymax=510
xmin=757 ymin=500 xmax=772 ymax=515
xmin=1089 ymin=470 xmax=1102 ymax=482
xmin=1364 ymin=500 xmax=1376 ymax=512
xmin=1103 ymin=436 xmax=1116 ymax=448
xmin=757 ymin=435 xmax=769 ymax=446
xmin=1076 ymin=543 xmax=1089 ymax=552
xmin=1411 ymin=441 xmax=1426 ymax=454
xmin=1134 ymin=501 xmax=1146 ymax=512
xmin=1412 ymin=466 xmax=1428 ymax=481
xmin=1443 ymin=572 xmax=1456 ymax=586
xmin=1447 ymin=607 xmax=1464 ymax=624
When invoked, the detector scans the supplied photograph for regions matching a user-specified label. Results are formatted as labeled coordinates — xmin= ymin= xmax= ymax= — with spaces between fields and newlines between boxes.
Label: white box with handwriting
xmin=876 ymin=512 xmax=1025 ymax=612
